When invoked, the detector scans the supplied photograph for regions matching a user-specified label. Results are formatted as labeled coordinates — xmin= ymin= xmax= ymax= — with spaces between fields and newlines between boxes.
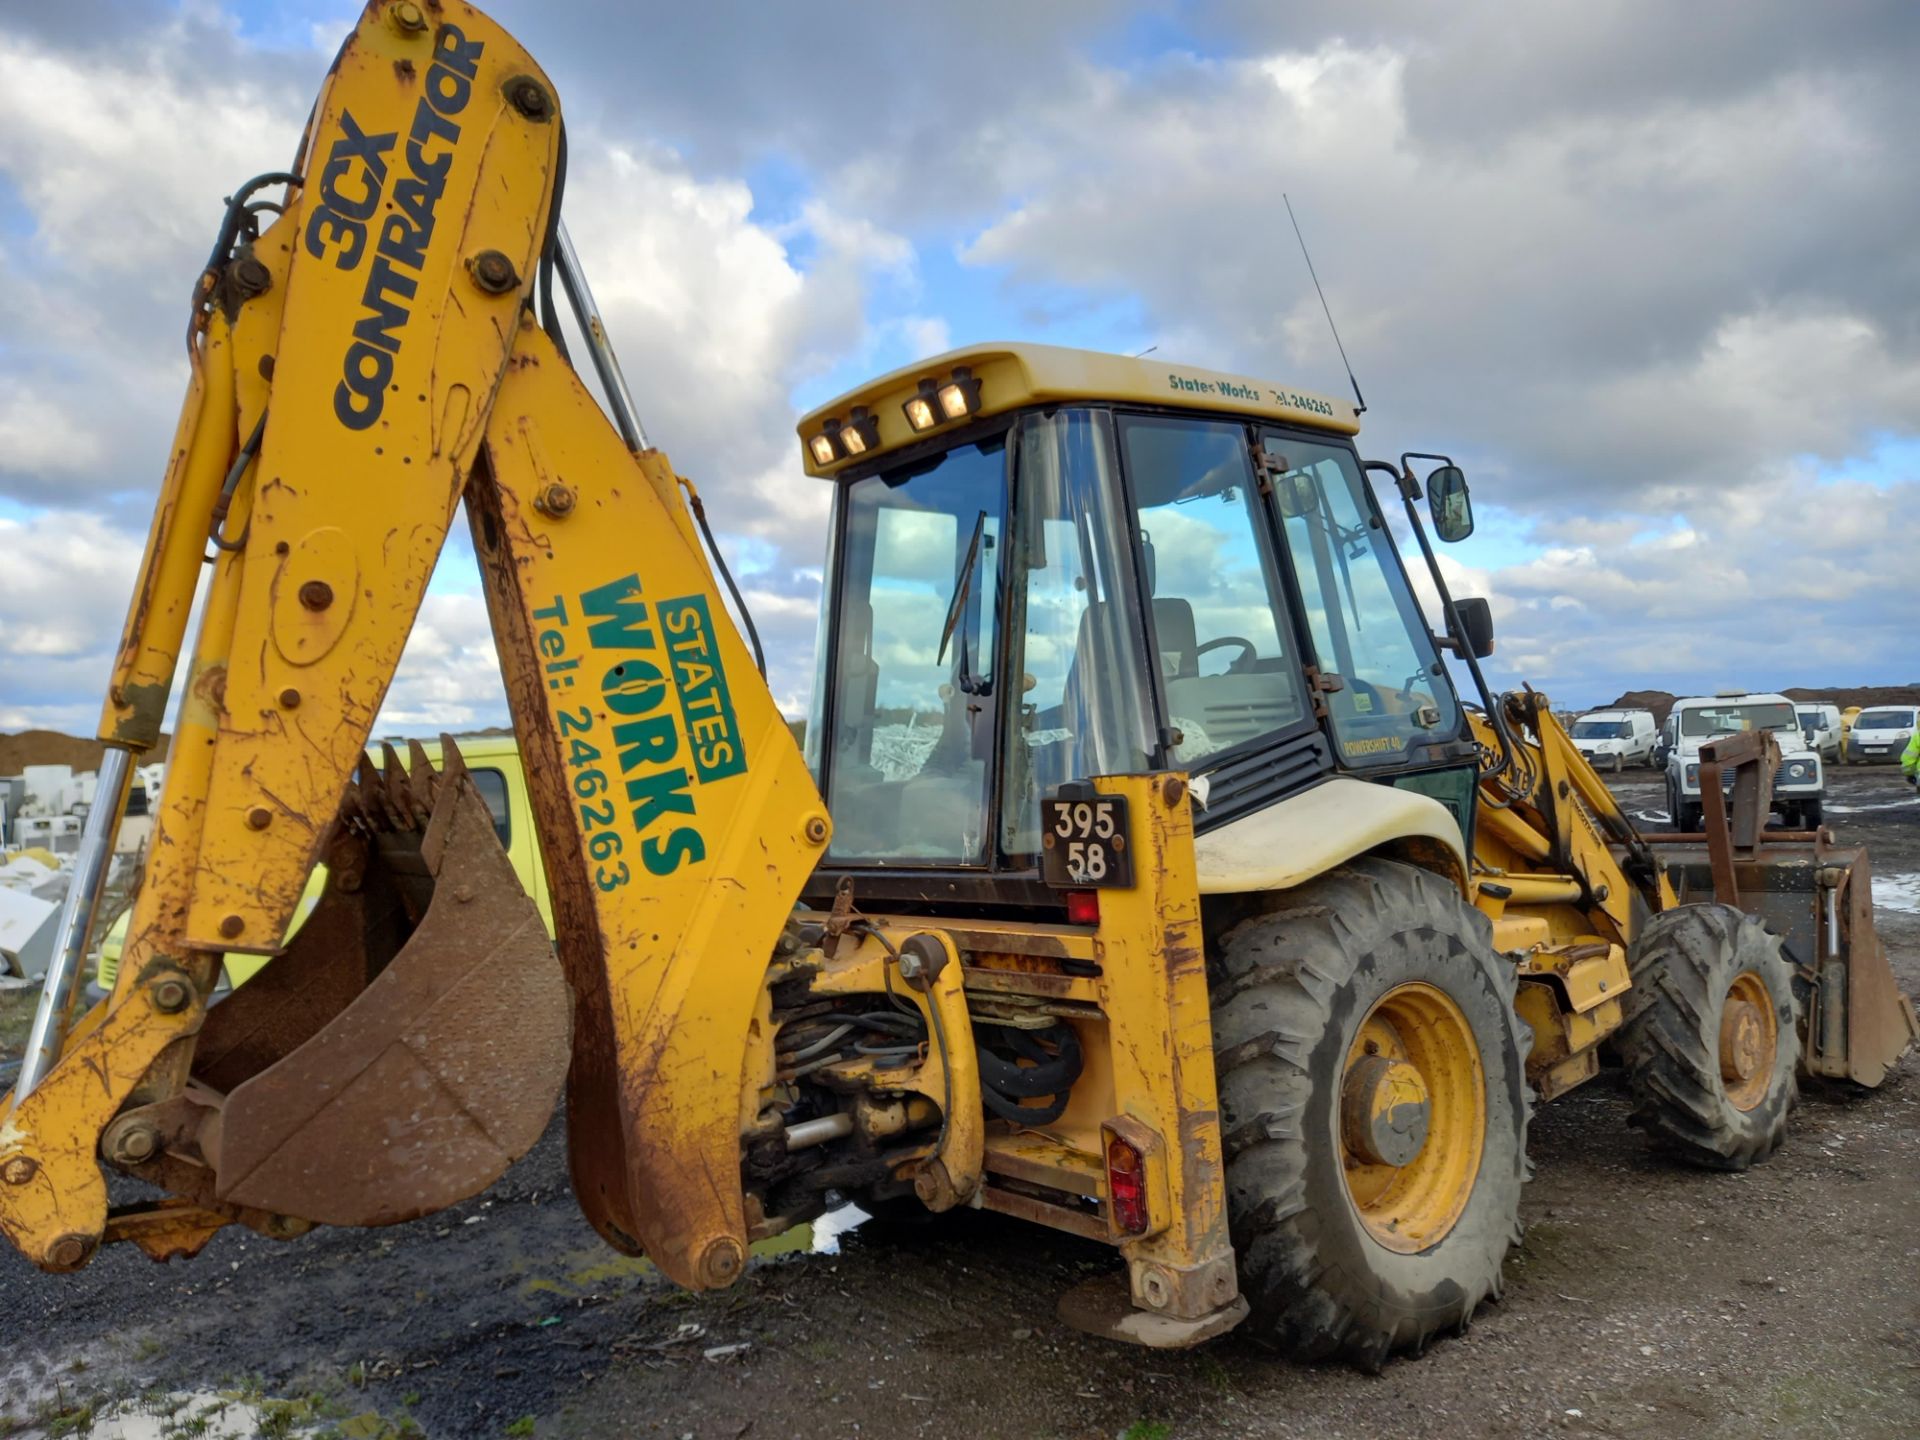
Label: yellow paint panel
xmin=186 ymin=3 xmax=561 ymax=950
xmin=1194 ymin=776 xmax=1466 ymax=896
xmin=797 ymin=341 xmax=1360 ymax=477
xmin=469 ymin=323 xmax=827 ymax=1290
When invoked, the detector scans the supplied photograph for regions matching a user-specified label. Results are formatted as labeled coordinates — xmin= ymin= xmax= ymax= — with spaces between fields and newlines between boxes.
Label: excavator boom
xmin=0 ymin=0 xmax=824 ymax=1286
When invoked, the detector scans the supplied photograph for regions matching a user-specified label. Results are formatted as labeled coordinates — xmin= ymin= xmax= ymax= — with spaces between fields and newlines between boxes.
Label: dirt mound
xmin=1603 ymin=685 xmax=1920 ymax=726
xmin=1783 ymin=684 xmax=1920 ymax=712
xmin=1606 ymin=690 xmax=1680 ymax=724
xmin=0 ymin=730 xmax=169 ymax=776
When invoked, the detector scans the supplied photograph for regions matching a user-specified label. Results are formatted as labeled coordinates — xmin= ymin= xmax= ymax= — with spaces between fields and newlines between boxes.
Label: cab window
xmin=1263 ymin=434 xmax=1457 ymax=767
xmin=825 ymin=436 xmax=1007 ymax=862
xmin=470 ymin=768 xmax=512 ymax=849
xmin=1000 ymin=410 xmax=1154 ymax=856
xmin=1118 ymin=415 xmax=1307 ymax=766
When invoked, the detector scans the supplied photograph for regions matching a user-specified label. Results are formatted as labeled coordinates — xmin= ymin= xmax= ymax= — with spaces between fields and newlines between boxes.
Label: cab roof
xmin=796 ymin=341 xmax=1360 ymax=479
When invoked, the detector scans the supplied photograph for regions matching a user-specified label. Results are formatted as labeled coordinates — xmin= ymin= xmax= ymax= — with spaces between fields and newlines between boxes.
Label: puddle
xmin=1873 ymin=873 xmax=1920 ymax=916
xmin=1824 ymin=799 xmax=1917 ymax=814
xmin=6 ymin=1388 xmax=309 ymax=1440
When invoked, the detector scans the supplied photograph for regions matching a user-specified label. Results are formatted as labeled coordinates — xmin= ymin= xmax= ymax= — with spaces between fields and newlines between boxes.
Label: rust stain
xmin=191 ymin=663 xmax=229 ymax=712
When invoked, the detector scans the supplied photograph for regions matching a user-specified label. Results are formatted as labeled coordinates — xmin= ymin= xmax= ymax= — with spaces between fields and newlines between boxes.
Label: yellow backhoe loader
xmin=3 ymin=0 xmax=1912 ymax=1367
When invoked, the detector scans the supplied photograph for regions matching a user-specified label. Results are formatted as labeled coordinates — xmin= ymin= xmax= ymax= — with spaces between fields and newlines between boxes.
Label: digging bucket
xmin=186 ymin=738 xmax=572 ymax=1225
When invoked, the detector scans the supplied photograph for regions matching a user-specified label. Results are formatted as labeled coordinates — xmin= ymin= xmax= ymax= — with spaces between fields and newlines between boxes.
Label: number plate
xmin=1040 ymin=789 xmax=1134 ymax=889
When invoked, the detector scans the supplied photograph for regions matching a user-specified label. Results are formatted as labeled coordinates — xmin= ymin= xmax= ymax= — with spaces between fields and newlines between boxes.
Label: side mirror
xmin=1654 ymin=742 xmax=1671 ymax=767
xmin=1428 ymin=465 xmax=1474 ymax=542
xmin=1451 ymin=596 xmax=1495 ymax=659
xmin=1271 ymin=471 xmax=1317 ymax=520
xmin=1803 ymin=729 xmax=1818 ymax=748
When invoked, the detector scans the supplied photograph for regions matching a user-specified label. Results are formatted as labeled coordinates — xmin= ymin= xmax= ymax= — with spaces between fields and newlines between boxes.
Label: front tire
xmin=1616 ymin=905 xmax=1798 ymax=1170
xmin=1210 ymin=859 xmax=1531 ymax=1368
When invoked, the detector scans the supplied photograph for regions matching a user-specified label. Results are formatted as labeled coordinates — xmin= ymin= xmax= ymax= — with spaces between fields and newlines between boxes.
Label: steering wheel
xmin=1195 ymin=636 xmax=1257 ymax=673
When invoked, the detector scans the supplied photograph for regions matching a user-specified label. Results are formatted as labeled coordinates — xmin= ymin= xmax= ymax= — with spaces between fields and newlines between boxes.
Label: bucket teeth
xmin=407 ymin=739 xmax=439 ymax=808
xmin=335 ymin=736 xmax=488 ymax=838
xmin=381 ymin=743 xmax=433 ymax=830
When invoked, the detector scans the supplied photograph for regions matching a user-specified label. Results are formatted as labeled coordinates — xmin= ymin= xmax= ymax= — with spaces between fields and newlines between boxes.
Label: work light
xmin=808 ymin=423 xmax=843 ymax=466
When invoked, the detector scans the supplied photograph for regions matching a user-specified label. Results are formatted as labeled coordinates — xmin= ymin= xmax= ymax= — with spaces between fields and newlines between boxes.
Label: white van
xmin=1664 ymin=691 xmax=1826 ymax=831
xmin=1795 ymin=703 xmax=1842 ymax=761
xmin=1568 ymin=709 xmax=1658 ymax=771
xmin=1847 ymin=705 xmax=1918 ymax=765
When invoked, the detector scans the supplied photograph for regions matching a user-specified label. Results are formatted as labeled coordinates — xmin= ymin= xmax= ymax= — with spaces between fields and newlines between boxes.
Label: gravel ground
xmin=2 ymin=767 xmax=1916 ymax=1440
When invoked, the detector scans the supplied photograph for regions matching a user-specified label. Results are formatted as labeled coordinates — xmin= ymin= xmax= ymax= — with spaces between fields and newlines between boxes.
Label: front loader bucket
xmin=1644 ymin=832 xmax=1918 ymax=1088
xmin=189 ymin=740 xmax=572 ymax=1225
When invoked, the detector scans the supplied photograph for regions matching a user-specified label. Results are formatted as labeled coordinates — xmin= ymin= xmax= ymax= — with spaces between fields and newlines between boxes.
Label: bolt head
xmin=535 ymin=483 xmax=576 ymax=517
xmin=45 ymin=1235 xmax=91 ymax=1271
xmin=469 ymin=250 xmax=520 ymax=295
xmin=110 ymin=1123 xmax=161 ymax=1164
xmin=505 ymin=76 xmax=553 ymax=120
xmin=697 ymin=1235 xmax=745 ymax=1288
xmin=298 ymin=579 xmax=334 ymax=611
xmin=279 ymin=687 xmax=301 ymax=708
xmin=391 ymin=1 xmax=427 ymax=32
xmin=219 ymin=914 xmax=245 ymax=940
xmin=152 ymin=977 xmax=193 ymax=1013
xmin=804 ymin=816 xmax=830 ymax=845
xmin=233 ymin=257 xmax=272 ymax=295
xmin=247 ymin=806 xmax=273 ymax=830
xmin=2 ymin=1156 xmax=37 ymax=1186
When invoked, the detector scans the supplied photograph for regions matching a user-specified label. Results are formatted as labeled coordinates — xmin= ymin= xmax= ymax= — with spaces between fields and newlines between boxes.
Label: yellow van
xmin=95 ymin=736 xmax=550 ymax=989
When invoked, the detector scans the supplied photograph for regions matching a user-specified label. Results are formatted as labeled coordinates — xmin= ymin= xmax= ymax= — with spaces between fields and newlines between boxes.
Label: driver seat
xmin=1152 ymin=598 xmax=1199 ymax=681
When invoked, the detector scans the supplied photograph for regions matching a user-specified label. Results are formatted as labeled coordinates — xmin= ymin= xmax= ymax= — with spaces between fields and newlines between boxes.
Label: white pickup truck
xmin=1662 ymin=691 xmax=1826 ymax=832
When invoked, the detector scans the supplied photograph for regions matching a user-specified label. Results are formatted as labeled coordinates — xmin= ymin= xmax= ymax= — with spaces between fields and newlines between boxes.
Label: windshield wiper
xmin=936 ymin=509 xmax=990 ymax=691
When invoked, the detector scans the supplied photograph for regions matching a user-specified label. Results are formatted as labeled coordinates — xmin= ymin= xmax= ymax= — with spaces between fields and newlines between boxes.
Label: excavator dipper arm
xmin=0 ymin=0 xmax=824 ymax=1289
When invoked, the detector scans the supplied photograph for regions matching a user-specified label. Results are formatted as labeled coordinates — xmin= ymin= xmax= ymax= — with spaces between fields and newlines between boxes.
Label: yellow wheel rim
xmin=1718 ymin=970 xmax=1778 ymax=1112
xmin=1340 ymin=982 xmax=1486 ymax=1254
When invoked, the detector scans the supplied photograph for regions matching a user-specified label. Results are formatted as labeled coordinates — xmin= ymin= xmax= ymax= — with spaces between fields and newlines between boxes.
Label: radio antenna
xmin=1283 ymin=193 xmax=1366 ymax=416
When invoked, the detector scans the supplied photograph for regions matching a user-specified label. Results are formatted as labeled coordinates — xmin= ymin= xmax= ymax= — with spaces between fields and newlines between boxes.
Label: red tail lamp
xmin=1106 ymin=1133 xmax=1149 ymax=1236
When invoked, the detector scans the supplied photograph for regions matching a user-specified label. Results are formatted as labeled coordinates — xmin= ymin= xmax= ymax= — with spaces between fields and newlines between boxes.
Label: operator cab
xmin=797 ymin=344 xmax=1487 ymax=913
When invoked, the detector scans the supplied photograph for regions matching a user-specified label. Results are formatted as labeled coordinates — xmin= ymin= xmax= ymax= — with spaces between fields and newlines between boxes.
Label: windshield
xmin=1680 ymin=702 xmax=1796 ymax=737
xmin=824 ymin=436 xmax=1006 ymax=861
xmin=1571 ymin=720 xmax=1628 ymax=739
xmin=1796 ymin=711 xmax=1822 ymax=728
xmin=1856 ymin=709 xmax=1915 ymax=729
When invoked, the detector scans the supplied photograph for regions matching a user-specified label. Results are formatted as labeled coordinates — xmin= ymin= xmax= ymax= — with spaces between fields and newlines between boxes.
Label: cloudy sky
xmin=2 ymin=0 xmax=1916 ymax=742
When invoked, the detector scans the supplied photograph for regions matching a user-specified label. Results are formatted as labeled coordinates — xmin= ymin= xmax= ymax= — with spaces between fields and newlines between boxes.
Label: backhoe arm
xmin=0 ymin=0 xmax=824 ymax=1289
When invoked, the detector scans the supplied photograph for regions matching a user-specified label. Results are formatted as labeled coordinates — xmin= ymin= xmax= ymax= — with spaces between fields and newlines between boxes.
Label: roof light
xmin=903 ymin=388 xmax=938 ymax=432
xmin=840 ymin=407 xmax=880 ymax=456
xmin=808 ymin=421 xmax=844 ymax=467
xmin=936 ymin=366 xmax=980 ymax=421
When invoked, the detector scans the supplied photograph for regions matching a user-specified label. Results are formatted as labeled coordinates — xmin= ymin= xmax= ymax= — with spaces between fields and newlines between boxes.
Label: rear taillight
xmin=1106 ymin=1133 xmax=1148 ymax=1235
xmin=1065 ymin=889 xmax=1101 ymax=926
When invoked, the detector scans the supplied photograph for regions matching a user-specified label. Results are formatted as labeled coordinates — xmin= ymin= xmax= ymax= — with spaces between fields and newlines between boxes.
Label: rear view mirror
xmin=1452 ymin=596 xmax=1495 ymax=659
xmin=1428 ymin=465 xmax=1474 ymax=542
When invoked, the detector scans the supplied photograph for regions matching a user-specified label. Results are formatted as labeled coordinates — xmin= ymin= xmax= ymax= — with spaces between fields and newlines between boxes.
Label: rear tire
xmin=1616 ymin=905 xmax=1798 ymax=1170
xmin=1210 ymin=859 xmax=1531 ymax=1368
